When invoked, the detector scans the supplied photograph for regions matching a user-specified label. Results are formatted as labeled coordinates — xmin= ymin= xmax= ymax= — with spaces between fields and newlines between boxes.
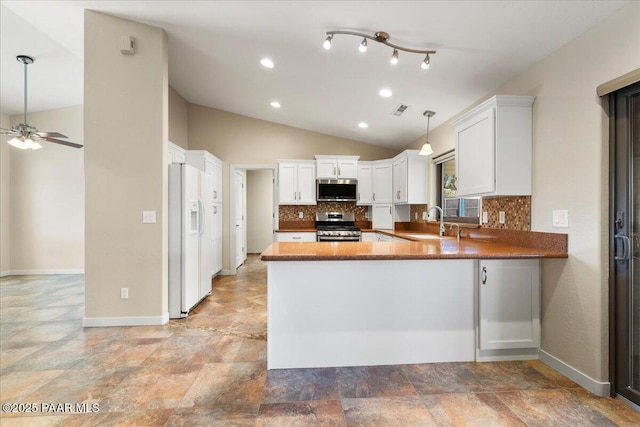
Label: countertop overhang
xmin=261 ymin=238 xmax=568 ymax=261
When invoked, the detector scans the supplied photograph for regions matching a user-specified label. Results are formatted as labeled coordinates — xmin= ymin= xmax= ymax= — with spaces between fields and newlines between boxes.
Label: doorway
xmin=229 ymin=164 xmax=276 ymax=275
xmin=610 ymin=81 xmax=640 ymax=408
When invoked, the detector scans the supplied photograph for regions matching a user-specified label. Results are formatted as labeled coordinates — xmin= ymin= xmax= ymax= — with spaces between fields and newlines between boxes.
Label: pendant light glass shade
xmin=418 ymin=110 xmax=436 ymax=156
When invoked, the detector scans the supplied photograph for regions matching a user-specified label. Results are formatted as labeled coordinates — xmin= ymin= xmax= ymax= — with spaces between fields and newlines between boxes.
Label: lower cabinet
xmin=478 ymin=259 xmax=540 ymax=351
xmin=275 ymin=232 xmax=317 ymax=242
xmin=376 ymin=233 xmax=392 ymax=242
xmin=372 ymin=204 xmax=393 ymax=230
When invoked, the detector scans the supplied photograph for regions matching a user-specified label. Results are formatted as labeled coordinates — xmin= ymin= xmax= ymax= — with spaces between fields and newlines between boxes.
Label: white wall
xmin=405 ymin=2 xmax=640 ymax=387
xmin=246 ymin=169 xmax=274 ymax=253
xmin=0 ymin=114 xmax=11 ymax=275
xmin=7 ymin=106 xmax=84 ymax=274
xmin=84 ymin=11 xmax=169 ymax=324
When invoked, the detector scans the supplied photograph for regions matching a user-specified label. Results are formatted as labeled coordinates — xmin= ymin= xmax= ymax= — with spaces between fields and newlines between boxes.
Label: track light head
xmin=323 ymin=35 xmax=333 ymax=50
xmin=390 ymin=49 xmax=399 ymax=65
xmin=421 ymin=54 xmax=430 ymax=70
xmin=359 ymin=38 xmax=367 ymax=53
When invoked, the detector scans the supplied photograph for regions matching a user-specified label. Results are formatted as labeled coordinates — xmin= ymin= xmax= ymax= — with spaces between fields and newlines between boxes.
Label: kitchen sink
xmin=404 ymin=233 xmax=455 ymax=240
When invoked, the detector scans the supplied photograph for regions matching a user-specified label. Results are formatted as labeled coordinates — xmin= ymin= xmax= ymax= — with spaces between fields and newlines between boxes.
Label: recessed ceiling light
xmin=379 ymin=89 xmax=392 ymax=97
xmin=358 ymin=122 xmax=368 ymax=129
xmin=270 ymin=101 xmax=281 ymax=108
xmin=260 ymin=58 xmax=274 ymax=68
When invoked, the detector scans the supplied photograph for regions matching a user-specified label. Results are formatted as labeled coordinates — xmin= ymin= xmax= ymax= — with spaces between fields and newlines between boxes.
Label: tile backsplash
xmin=410 ymin=204 xmax=430 ymax=223
xmin=481 ymin=196 xmax=531 ymax=231
xmin=279 ymin=203 xmax=369 ymax=222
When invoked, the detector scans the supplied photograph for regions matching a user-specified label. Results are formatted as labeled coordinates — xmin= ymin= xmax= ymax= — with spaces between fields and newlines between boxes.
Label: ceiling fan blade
xmin=42 ymin=136 xmax=83 ymax=149
xmin=34 ymin=131 xmax=68 ymax=139
xmin=0 ymin=127 xmax=19 ymax=135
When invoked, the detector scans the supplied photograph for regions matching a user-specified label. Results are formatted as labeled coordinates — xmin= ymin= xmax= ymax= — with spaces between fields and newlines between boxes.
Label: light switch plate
xmin=298 ymin=212 xmax=304 ymax=219
xmin=498 ymin=211 xmax=506 ymax=224
xmin=142 ymin=210 xmax=157 ymax=224
xmin=553 ymin=210 xmax=569 ymax=227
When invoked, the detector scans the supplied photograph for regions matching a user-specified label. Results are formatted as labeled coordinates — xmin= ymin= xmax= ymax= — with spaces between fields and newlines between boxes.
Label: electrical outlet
xmin=499 ymin=211 xmax=506 ymax=224
xmin=414 ymin=212 xmax=418 ymax=220
xmin=422 ymin=211 xmax=428 ymax=220
xmin=142 ymin=211 xmax=156 ymax=223
xmin=120 ymin=288 xmax=129 ymax=299
xmin=552 ymin=210 xmax=569 ymax=227
xmin=298 ymin=211 xmax=304 ymax=219
xmin=482 ymin=211 xmax=488 ymax=223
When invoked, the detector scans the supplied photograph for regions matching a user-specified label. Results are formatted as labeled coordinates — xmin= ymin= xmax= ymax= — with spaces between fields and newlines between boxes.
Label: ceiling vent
xmin=392 ymin=104 xmax=409 ymax=116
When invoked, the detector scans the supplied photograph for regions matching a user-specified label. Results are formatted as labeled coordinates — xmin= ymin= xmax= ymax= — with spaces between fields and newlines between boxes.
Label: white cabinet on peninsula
xmin=315 ymin=155 xmax=359 ymax=179
xmin=278 ymin=161 xmax=316 ymax=205
xmin=357 ymin=162 xmax=373 ymax=205
xmin=361 ymin=232 xmax=376 ymax=242
xmin=477 ymin=259 xmax=540 ymax=361
xmin=392 ymin=150 xmax=428 ymax=204
xmin=453 ymin=95 xmax=535 ymax=197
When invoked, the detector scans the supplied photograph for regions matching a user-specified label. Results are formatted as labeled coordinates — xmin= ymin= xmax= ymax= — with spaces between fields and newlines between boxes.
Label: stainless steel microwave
xmin=316 ymin=179 xmax=358 ymax=202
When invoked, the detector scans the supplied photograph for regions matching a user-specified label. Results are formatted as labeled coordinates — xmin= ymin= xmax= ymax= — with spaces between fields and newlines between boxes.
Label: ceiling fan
xmin=1 ymin=55 xmax=82 ymax=150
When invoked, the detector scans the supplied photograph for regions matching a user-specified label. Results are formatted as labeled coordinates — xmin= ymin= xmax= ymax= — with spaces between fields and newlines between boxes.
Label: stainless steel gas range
xmin=315 ymin=212 xmax=361 ymax=242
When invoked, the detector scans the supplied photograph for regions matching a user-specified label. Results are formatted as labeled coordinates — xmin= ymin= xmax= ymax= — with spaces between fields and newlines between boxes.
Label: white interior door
xmin=235 ymin=170 xmax=245 ymax=268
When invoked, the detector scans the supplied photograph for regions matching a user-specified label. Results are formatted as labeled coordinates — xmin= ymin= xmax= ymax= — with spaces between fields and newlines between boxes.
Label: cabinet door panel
xmin=337 ymin=160 xmax=358 ymax=179
xmin=479 ymin=259 xmax=540 ymax=350
xmin=357 ymin=164 xmax=373 ymax=205
xmin=456 ymin=108 xmax=495 ymax=196
xmin=278 ymin=163 xmax=298 ymax=204
xmin=372 ymin=163 xmax=393 ymax=204
xmin=317 ymin=160 xmax=337 ymax=178
xmin=372 ymin=204 xmax=393 ymax=229
xmin=297 ymin=164 xmax=317 ymax=204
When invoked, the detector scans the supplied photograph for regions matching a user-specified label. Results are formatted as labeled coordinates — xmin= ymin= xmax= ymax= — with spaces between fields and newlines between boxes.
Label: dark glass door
xmin=610 ymin=81 xmax=640 ymax=405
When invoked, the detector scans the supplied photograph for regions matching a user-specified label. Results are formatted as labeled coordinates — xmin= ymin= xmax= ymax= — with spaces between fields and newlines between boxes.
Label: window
xmin=435 ymin=153 xmax=480 ymax=224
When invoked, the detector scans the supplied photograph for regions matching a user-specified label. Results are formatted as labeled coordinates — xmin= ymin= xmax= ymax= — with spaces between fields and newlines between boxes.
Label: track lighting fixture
xmin=419 ymin=110 xmax=436 ymax=156
xmin=390 ymin=49 xmax=399 ymax=65
xmin=323 ymin=30 xmax=436 ymax=69
xmin=359 ymin=38 xmax=367 ymax=53
xmin=323 ymin=35 xmax=333 ymax=50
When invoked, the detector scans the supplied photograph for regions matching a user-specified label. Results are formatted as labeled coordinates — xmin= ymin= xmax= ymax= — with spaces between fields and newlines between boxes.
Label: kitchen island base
xmin=267 ymin=259 xmax=476 ymax=370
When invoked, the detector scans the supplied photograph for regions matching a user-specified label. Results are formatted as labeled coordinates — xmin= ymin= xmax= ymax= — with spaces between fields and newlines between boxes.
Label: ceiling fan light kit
xmin=1 ymin=55 xmax=83 ymax=150
xmin=323 ymin=30 xmax=436 ymax=69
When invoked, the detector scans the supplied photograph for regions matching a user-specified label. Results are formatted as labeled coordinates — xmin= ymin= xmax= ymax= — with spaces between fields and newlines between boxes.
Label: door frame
xmin=609 ymin=81 xmax=640 ymax=406
xmin=229 ymin=164 xmax=276 ymax=275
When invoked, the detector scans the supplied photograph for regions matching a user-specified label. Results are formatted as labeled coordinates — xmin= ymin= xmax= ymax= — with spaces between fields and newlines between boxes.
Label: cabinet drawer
xmin=275 ymin=232 xmax=316 ymax=242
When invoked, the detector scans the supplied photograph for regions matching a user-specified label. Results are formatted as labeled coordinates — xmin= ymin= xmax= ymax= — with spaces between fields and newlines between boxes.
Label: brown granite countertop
xmin=267 ymin=221 xmax=568 ymax=260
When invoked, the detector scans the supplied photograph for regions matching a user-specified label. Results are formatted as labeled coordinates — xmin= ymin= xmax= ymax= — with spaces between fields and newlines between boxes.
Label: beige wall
xmin=246 ymin=169 xmax=274 ymax=253
xmin=5 ymin=106 xmax=84 ymax=274
xmin=84 ymin=11 xmax=168 ymax=322
xmin=405 ymin=2 xmax=640 ymax=384
xmin=188 ymin=105 xmax=399 ymax=270
xmin=0 ymin=114 xmax=11 ymax=274
xmin=169 ymin=85 xmax=188 ymax=149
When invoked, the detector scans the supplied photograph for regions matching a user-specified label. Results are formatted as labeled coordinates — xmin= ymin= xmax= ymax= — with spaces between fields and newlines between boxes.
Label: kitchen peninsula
xmin=261 ymin=230 xmax=567 ymax=370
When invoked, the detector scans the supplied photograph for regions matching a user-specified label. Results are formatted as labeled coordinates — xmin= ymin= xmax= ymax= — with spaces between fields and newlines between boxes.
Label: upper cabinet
xmin=453 ymin=95 xmax=535 ymax=197
xmin=168 ymin=141 xmax=186 ymax=164
xmin=278 ymin=161 xmax=316 ymax=205
xmin=392 ymin=150 xmax=428 ymax=204
xmin=372 ymin=160 xmax=393 ymax=204
xmin=357 ymin=162 xmax=373 ymax=205
xmin=315 ymin=155 xmax=359 ymax=179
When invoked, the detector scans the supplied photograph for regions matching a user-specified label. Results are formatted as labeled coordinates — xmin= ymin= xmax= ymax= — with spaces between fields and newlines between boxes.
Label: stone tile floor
xmin=1 ymin=255 xmax=639 ymax=426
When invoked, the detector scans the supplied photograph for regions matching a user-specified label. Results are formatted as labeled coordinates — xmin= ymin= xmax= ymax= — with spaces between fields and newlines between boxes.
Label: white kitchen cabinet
xmin=372 ymin=160 xmax=393 ymax=204
xmin=277 ymin=161 xmax=316 ymax=205
xmin=453 ymin=95 xmax=535 ymax=197
xmin=376 ymin=232 xmax=393 ymax=242
xmin=392 ymin=150 xmax=428 ymax=205
xmin=315 ymin=155 xmax=359 ymax=179
xmin=361 ymin=232 xmax=376 ymax=242
xmin=212 ymin=204 xmax=223 ymax=273
xmin=168 ymin=141 xmax=186 ymax=164
xmin=372 ymin=204 xmax=393 ymax=230
xmin=275 ymin=232 xmax=317 ymax=242
xmin=357 ymin=162 xmax=373 ymax=205
xmin=478 ymin=259 xmax=540 ymax=350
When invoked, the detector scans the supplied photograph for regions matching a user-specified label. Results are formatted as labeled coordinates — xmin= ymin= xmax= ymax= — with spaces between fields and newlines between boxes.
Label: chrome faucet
xmin=450 ymin=223 xmax=460 ymax=243
xmin=427 ymin=206 xmax=445 ymax=236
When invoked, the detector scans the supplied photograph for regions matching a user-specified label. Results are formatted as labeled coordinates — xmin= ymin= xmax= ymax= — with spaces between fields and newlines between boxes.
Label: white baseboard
xmin=2 ymin=269 xmax=84 ymax=277
xmin=83 ymin=312 xmax=169 ymax=327
xmin=477 ymin=348 xmax=539 ymax=362
xmin=539 ymin=349 xmax=610 ymax=397
xmin=220 ymin=270 xmax=234 ymax=275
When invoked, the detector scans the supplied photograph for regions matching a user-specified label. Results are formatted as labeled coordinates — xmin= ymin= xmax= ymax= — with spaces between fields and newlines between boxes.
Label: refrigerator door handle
xmin=198 ymin=200 xmax=205 ymax=237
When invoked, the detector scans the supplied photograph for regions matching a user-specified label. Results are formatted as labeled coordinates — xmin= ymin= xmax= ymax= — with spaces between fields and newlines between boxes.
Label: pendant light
xmin=419 ymin=110 xmax=436 ymax=156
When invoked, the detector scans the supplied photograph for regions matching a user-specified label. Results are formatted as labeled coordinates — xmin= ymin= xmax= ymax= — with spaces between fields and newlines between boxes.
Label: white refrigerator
xmin=168 ymin=163 xmax=214 ymax=318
